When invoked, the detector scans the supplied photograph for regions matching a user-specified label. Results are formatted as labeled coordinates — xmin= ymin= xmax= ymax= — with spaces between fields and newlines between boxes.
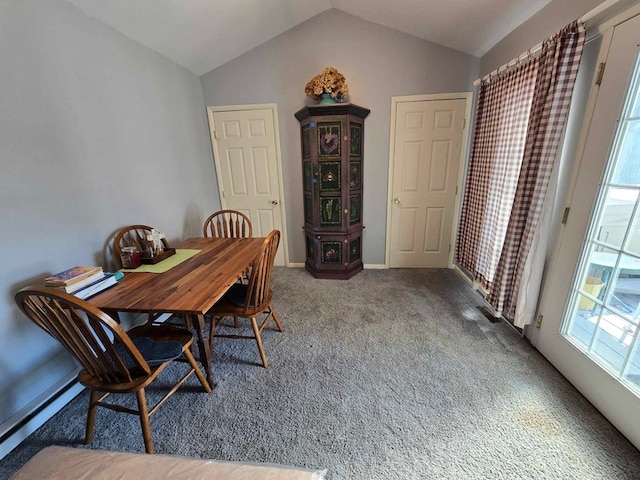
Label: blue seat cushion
xmin=225 ymin=283 xmax=250 ymax=308
xmin=115 ymin=336 xmax=183 ymax=370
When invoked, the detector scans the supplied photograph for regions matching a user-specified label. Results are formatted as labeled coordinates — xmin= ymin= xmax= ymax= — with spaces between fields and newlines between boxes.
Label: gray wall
xmin=0 ymin=0 xmax=218 ymax=429
xmin=479 ymin=0 xmax=604 ymax=76
xmin=200 ymin=9 xmax=479 ymax=265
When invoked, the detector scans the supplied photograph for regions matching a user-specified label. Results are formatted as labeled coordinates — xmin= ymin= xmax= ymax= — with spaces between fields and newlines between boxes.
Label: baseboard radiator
xmin=0 ymin=372 xmax=84 ymax=460
xmin=0 ymin=312 xmax=169 ymax=460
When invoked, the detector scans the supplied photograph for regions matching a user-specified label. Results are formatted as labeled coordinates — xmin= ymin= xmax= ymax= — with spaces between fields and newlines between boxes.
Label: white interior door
xmin=388 ymin=95 xmax=470 ymax=268
xmin=207 ymin=105 xmax=287 ymax=266
xmin=533 ymin=13 xmax=640 ymax=449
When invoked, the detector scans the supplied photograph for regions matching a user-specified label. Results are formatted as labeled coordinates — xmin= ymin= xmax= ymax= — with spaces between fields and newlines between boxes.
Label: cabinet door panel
xmin=317 ymin=122 xmax=341 ymax=157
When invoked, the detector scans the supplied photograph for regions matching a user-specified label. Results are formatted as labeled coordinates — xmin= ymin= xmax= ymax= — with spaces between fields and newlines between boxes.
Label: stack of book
xmin=44 ymin=266 xmax=120 ymax=300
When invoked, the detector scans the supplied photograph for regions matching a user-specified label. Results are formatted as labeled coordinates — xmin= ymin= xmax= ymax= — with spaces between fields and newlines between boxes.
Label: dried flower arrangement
xmin=304 ymin=67 xmax=349 ymax=102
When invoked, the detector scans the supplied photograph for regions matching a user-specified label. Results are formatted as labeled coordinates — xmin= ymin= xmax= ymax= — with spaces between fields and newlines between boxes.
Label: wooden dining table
xmin=88 ymin=237 xmax=264 ymax=388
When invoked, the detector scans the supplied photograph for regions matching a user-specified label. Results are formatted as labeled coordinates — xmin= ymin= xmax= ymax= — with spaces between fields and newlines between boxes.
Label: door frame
xmin=385 ymin=93 xmax=473 ymax=268
xmin=206 ymin=103 xmax=290 ymax=267
xmin=531 ymin=0 xmax=640 ymax=345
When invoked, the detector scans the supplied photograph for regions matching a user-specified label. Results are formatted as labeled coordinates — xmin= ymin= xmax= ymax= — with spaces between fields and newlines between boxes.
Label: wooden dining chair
xmin=112 ymin=224 xmax=175 ymax=325
xmin=203 ymin=210 xmax=252 ymax=239
xmin=113 ymin=224 xmax=170 ymax=268
xmin=15 ymin=286 xmax=211 ymax=454
xmin=203 ymin=210 xmax=253 ymax=286
xmin=208 ymin=230 xmax=282 ymax=368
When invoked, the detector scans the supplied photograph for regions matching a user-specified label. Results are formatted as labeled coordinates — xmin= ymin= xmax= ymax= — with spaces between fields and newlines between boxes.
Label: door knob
xmin=271 ymin=199 xmax=279 ymax=205
xmin=393 ymin=197 xmax=400 ymax=204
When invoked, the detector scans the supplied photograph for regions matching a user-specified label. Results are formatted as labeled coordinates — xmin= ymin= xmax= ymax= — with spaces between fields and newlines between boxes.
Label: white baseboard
xmin=453 ymin=264 xmax=474 ymax=286
xmin=364 ymin=264 xmax=386 ymax=269
xmin=287 ymin=263 xmax=387 ymax=269
xmin=0 ymin=374 xmax=84 ymax=461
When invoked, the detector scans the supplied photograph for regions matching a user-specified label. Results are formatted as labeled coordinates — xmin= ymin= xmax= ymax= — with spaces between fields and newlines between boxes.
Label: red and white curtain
xmin=456 ymin=21 xmax=586 ymax=328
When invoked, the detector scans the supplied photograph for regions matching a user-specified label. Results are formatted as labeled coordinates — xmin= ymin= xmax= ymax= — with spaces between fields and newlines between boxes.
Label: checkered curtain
xmin=456 ymin=59 xmax=538 ymax=289
xmin=456 ymin=21 xmax=585 ymax=326
xmin=489 ymin=21 xmax=585 ymax=323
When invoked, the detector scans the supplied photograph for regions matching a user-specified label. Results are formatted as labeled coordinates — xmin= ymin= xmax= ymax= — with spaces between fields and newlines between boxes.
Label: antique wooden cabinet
xmin=295 ymin=103 xmax=370 ymax=279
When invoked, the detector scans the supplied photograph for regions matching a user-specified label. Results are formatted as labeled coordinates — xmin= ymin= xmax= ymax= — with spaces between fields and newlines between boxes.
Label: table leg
xmin=189 ymin=313 xmax=215 ymax=389
xmin=104 ymin=309 xmax=121 ymax=323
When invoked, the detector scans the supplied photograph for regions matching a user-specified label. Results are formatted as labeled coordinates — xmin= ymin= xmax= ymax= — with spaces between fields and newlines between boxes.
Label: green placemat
xmin=120 ymin=249 xmax=201 ymax=273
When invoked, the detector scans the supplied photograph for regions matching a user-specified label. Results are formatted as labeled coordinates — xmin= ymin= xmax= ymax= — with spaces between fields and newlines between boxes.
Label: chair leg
xmin=184 ymin=314 xmax=193 ymax=331
xmin=269 ymin=304 xmax=284 ymax=332
xmin=233 ymin=315 xmax=239 ymax=328
xmin=251 ymin=317 xmax=268 ymax=368
xmin=183 ymin=315 xmax=197 ymax=354
xmin=183 ymin=346 xmax=212 ymax=393
xmin=260 ymin=305 xmax=284 ymax=334
xmin=135 ymin=389 xmax=154 ymax=454
xmin=85 ymin=389 xmax=100 ymax=444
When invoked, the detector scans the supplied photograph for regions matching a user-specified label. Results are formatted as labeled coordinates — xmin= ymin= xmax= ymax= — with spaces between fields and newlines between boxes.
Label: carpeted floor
xmin=2 ymin=267 xmax=640 ymax=479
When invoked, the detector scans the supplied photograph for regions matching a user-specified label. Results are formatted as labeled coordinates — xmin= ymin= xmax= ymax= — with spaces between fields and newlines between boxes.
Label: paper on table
xmin=119 ymin=249 xmax=201 ymax=273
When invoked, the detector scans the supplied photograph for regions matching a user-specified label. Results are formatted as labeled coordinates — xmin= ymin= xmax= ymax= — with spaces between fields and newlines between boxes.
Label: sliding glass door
xmin=563 ymin=52 xmax=640 ymax=389
xmin=533 ymin=12 xmax=640 ymax=449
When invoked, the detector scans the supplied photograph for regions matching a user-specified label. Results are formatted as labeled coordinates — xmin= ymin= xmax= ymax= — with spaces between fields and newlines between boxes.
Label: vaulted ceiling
xmin=63 ymin=0 xmax=552 ymax=76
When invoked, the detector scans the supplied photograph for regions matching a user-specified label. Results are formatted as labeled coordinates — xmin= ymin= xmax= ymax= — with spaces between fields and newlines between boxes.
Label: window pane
xmin=633 ymin=98 xmax=640 ymax=118
xmin=591 ymin=309 xmax=636 ymax=371
xmin=626 ymin=199 xmax=640 ymax=256
xmin=630 ymin=64 xmax=640 ymax=117
xmin=595 ymin=187 xmax=638 ymax=249
xmin=567 ymin=294 xmax=597 ymax=349
xmin=612 ymin=121 xmax=640 ymax=185
xmin=607 ymin=253 xmax=640 ymax=321
xmin=632 ymin=92 xmax=640 ymax=117
xmin=622 ymin=341 xmax=640 ymax=392
xmin=581 ymin=246 xmax=617 ymax=303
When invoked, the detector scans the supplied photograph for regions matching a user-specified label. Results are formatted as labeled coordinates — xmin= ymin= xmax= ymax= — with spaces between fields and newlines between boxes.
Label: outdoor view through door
xmin=562 ymin=50 xmax=640 ymax=394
